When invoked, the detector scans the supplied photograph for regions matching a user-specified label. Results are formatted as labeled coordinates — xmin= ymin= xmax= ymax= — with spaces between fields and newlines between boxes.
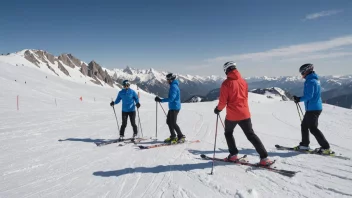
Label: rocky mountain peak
xmin=88 ymin=60 xmax=113 ymax=87
xmin=123 ymin=66 xmax=135 ymax=75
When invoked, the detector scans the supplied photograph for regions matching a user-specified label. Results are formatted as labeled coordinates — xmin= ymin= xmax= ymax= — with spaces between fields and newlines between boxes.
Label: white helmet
xmin=223 ymin=61 xmax=236 ymax=74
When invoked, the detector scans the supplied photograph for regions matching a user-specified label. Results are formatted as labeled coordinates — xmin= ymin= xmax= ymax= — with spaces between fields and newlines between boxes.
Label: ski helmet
xmin=166 ymin=73 xmax=176 ymax=81
xmin=122 ymin=80 xmax=130 ymax=87
xmin=299 ymin=63 xmax=314 ymax=76
xmin=223 ymin=61 xmax=237 ymax=74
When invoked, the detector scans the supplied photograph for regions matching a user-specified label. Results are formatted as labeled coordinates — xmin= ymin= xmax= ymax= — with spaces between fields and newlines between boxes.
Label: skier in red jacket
xmin=214 ymin=61 xmax=272 ymax=166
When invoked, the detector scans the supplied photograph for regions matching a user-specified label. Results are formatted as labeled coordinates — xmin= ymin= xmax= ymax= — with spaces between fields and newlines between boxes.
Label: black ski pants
xmin=166 ymin=110 xmax=184 ymax=138
xmin=300 ymin=110 xmax=330 ymax=149
xmin=224 ymin=118 xmax=268 ymax=159
xmin=120 ymin=111 xmax=138 ymax=136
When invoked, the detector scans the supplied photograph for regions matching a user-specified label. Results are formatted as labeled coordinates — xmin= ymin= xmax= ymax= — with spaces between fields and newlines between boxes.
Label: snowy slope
xmin=1 ymin=60 xmax=352 ymax=198
xmin=0 ymin=50 xmax=115 ymax=88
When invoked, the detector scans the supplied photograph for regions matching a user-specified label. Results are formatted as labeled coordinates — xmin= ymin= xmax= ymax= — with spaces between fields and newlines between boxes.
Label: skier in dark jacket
xmin=110 ymin=80 xmax=140 ymax=141
xmin=155 ymin=73 xmax=185 ymax=144
xmin=293 ymin=63 xmax=331 ymax=154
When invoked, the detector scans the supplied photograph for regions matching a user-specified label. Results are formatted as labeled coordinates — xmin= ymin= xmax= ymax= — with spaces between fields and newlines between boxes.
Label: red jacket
xmin=217 ymin=70 xmax=251 ymax=121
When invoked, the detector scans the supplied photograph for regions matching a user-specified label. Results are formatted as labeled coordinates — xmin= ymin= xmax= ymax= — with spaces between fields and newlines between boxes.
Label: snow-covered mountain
xmin=108 ymin=66 xmax=224 ymax=101
xmin=1 ymin=49 xmax=351 ymax=107
xmin=322 ymin=81 xmax=352 ymax=108
xmin=0 ymin=49 xmax=116 ymax=88
xmin=184 ymin=95 xmax=206 ymax=103
xmin=249 ymin=87 xmax=293 ymax=101
xmin=0 ymin=49 xmax=225 ymax=101
xmin=189 ymin=87 xmax=293 ymax=103
xmin=245 ymin=75 xmax=352 ymax=96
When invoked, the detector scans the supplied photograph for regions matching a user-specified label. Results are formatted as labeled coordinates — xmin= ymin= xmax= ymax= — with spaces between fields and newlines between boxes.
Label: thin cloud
xmin=305 ymin=10 xmax=343 ymax=20
xmin=207 ymin=35 xmax=352 ymax=63
xmin=279 ymin=52 xmax=352 ymax=62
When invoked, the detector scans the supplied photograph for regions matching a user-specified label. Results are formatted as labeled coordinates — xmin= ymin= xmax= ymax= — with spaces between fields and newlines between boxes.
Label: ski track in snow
xmin=1 ymin=60 xmax=352 ymax=198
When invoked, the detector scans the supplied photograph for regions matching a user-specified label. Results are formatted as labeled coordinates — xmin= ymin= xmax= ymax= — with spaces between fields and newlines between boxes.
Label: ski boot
xmin=177 ymin=136 xmax=186 ymax=144
xmin=315 ymin=147 xmax=333 ymax=155
xmin=118 ymin=136 xmax=124 ymax=142
xmin=259 ymin=158 xmax=274 ymax=166
xmin=224 ymin=154 xmax=239 ymax=162
xmin=293 ymin=145 xmax=310 ymax=151
xmin=131 ymin=133 xmax=137 ymax=141
xmin=164 ymin=136 xmax=178 ymax=144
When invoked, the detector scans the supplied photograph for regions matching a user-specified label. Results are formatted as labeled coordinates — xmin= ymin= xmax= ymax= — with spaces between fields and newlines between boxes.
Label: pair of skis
xmin=201 ymin=144 xmax=350 ymax=177
xmin=200 ymin=154 xmax=298 ymax=177
xmin=275 ymin=145 xmax=350 ymax=160
xmin=138 ymin=140 xmax=200 ymax=149
xmin=96 ymin=137 xmax=201 ymax=148
xmin=95 ymin=137 xmax=149 ymax=147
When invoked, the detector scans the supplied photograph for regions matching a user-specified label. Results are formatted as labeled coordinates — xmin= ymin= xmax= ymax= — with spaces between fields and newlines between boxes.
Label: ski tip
xmin=200 ymin=154 xmax=206 ymax=158
xmin=138 ymin=146 xmax=147 ymax=149
xmin=274 ymin=145 xmax=280 ymax=148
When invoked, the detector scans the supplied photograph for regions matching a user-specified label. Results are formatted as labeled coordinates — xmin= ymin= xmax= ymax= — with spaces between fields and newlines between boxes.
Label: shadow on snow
xmin=58 ymin=138 xmax=115 ymax=144
xmin=93 ymin=161 xmax=216 ymax=177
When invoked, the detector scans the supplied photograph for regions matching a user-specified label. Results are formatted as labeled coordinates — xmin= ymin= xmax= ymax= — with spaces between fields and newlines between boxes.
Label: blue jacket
xmin=114 ymin=88 xmax=139 ymax=112
xmin=300 ymin=72 xmax=323 ymax=111
xmin=161 ymin=80 xmax=181 ymax=110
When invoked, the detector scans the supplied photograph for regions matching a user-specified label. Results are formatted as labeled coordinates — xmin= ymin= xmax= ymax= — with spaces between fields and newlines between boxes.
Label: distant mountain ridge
xmin=250 ymin=87 xmax=293 ymax=101
xmin=0 ymin=49 xmax=225 ymax=101
xmin=245 ymin=75 xmax=352 ymax=96
xmin=1 ymin=49 xmax=351 ymax=108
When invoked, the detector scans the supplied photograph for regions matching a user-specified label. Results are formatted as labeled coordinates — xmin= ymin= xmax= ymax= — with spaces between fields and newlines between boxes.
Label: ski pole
xmin=137 ymin=108 xmax=143 ymax=137
xmin=297 ymin=103 xmax=304 ymax=116
xmin=218 ymin=114 xmax=225 ymax=129
xmin=156 ymin=102 xmax=158 ymax=139
xmin=112 ymin=105 xmax=120 ymax=132
xmin=210 ymin=114 xmax=219 ymax=175
xmin=159 ymin=102 xmax=167 ymax=116
xmin=296 ymin=103 xmax=302 ymax=122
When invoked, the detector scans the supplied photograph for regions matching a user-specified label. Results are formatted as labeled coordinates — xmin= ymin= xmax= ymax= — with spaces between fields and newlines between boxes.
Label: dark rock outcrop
xmin=24 ymin=50 xmax=40 ymax=67
xmin=87 ymin=61 xmax=113 ymax=87
xmin=58 ymin=62 xmax=70 ymax=76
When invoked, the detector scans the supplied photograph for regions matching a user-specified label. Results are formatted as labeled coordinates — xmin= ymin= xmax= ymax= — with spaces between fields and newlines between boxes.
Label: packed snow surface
xmin=1 ymin=60 xmax=352 ymax=198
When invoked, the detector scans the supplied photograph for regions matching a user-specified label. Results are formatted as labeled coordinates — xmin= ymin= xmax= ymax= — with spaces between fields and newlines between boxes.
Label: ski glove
xmin=155 ymin=96 xmax=162 ymax=102
xmin=293 ymin=96 xmax=300 ymax=103
xmin=110 ymin=101 xmax=115 ymax=107
xmin=136 ymin=103 xmax=141 ymax=108
xmin=214 ymin=106 xmax=221 ymax=114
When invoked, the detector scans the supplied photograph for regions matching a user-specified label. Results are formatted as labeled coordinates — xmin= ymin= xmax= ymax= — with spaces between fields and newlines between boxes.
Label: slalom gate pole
xmin=210 ymin=114 xmax=220 ymax=175
xmin=296 ymin=103 xmax=302 ymax=122
xmin=137 ymin=108 xmax=143 ymax=137
xmin=112 ymin=106 xmax=120 ymax=132
xmin=159 ymin=102 xmax=167 ymax=116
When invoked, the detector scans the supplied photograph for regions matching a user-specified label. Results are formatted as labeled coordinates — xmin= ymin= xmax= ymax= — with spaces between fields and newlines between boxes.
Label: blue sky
xmin=0 ymin=0 xmax=351 ymax=77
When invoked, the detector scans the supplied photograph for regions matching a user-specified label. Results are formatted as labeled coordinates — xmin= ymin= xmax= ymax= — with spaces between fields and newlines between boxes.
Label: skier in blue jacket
xmin=110 ymin=80 xmax=140 ymax=141
xmin=293 ymin=63 xmax=331 ymax=154
xmin=155 ymin=73 xmax=185 ymax=144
